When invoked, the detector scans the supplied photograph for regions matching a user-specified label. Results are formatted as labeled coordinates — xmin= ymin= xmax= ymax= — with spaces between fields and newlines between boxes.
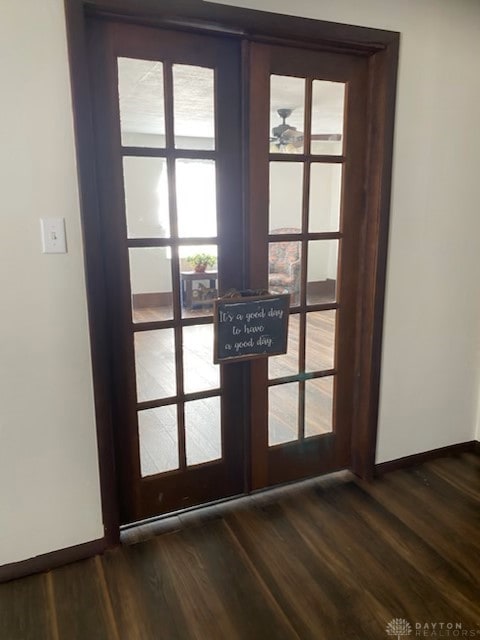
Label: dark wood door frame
xmin=64 ymin=0 xmax=399 ymax=546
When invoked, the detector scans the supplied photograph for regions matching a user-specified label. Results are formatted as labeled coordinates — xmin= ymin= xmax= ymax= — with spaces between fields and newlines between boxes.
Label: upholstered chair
xmin=268 ymin=228 xmax=301 ymax=305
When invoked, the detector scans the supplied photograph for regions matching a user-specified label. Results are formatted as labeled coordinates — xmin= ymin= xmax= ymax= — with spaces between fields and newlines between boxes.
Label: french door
xmin=88 ymin=19 xmax=369 ymax=523
xmin=248 ymin=44 xmax=368 ymax=488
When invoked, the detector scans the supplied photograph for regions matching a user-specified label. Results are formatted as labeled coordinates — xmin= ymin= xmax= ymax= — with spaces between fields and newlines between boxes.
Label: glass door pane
xmin=176 ymin=160 xmax=217 ymax=237
xmin=269 ymin=162 xmax=303 ymax=232
xmin=118 ymin=57 xmax=166 ymax=148
xmin=305 ymin=310 xmax=336 ymax=372
xmin=138 ymin=405 xmax=179 ymax=476
xmin=309 ymin=163 xmax=342 ymax=233
xmin=270 ymin=75 xmax=305 ymax=154
xmin=134 ymin=329 xmax=176 ymax=402
xmin=269 ymin=383 xmax=299 ymax=446
xmin=173 ymin=65 xmax=215 ymax=150
xmin=307 ymin=240 xmax=339 ymax=305
xmin=185 ymin=397 xmax=222 ymax=466
xmin=311 ymin=80 xmax=345 ymax=155
xmin=123 ymin=157 xmax=170 ymax=238
xmin=305 ymin=377 xmax=334 ymax=437
xmin=268 ymin=239 xmax=302 ymax=307
xmin=129 ymin=248 xmax=174 ymax=323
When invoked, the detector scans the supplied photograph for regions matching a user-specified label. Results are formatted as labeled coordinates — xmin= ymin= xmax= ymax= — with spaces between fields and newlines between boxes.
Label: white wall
xmin=213 ymin=0 xmax=480 ymax=462
xmin=477 ymin=400 xmax=480 ymax=442
xmin=1 ymin=0 xmax=480 ymax=566
xmin=0 ymin=1 xmax=103 ymax=564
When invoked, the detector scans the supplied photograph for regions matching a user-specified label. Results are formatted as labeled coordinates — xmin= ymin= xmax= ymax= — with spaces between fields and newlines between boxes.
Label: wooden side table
xmin=180 ymin=271 xmax=218 ymax=309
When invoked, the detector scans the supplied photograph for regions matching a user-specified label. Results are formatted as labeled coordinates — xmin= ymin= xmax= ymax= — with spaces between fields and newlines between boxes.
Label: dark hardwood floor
xmin=1 ymin=452 xmax=479 ymax=639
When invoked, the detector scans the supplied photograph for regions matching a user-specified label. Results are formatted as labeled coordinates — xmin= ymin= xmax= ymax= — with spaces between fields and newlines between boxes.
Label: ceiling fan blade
xmin=310 ymin=134 xmax=342 ymax=141
xmin=281 ymin=128 xmax=304 ymax=142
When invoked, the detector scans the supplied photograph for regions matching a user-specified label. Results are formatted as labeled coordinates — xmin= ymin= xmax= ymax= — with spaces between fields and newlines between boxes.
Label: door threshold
xmin=120 ymin=469 xmax=352 ymax=546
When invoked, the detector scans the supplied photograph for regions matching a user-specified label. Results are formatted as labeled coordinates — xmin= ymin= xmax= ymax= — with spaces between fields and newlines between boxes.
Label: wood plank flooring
xmin=1 ymin=452 xmax=479 ymax=639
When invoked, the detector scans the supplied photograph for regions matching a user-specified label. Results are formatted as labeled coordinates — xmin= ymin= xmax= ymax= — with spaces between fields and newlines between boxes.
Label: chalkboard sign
xmin=213 ymin=294 xmax=290 ymax=364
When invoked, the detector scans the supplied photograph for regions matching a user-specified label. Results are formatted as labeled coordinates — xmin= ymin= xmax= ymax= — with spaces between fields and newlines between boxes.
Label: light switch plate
xmin=40 ymin=218 xmax=67 ymax=254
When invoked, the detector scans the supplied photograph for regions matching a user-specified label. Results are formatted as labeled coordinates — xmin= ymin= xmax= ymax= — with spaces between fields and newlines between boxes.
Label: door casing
xmin=64 ymin=0 xmax=400 ymax=546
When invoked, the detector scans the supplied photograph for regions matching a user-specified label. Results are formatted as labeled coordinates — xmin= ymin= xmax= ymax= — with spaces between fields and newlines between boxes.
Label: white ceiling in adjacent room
xmin=118 ymin=58 xmax=344 ymax=139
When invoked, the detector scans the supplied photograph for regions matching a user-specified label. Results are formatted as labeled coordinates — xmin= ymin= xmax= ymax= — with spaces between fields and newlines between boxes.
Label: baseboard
xmin=306 ymin=279 xmax=336 ymax=299
xmin=133 ymin=292 xmax=172 ymax=308
xmin=375 ymin=441 xmax=479 ymax=476
xmin=0 ymin=537 xmax=106 ymax=584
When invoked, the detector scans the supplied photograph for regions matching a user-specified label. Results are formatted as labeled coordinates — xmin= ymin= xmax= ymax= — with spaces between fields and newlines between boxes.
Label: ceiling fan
xmin=270 ymin=108 xmax=341 ymax=151
xmin=270 ymin=108 xmax=303 ymax=149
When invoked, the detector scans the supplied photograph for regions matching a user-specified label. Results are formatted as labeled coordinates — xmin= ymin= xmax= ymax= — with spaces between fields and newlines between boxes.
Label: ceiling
xmin=118 ymin=58 xmax=344 ymax=140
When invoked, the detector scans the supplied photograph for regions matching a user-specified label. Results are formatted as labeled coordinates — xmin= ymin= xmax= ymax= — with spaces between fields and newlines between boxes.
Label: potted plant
xmin=187 ymin=253 xmax=216 ymax=273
